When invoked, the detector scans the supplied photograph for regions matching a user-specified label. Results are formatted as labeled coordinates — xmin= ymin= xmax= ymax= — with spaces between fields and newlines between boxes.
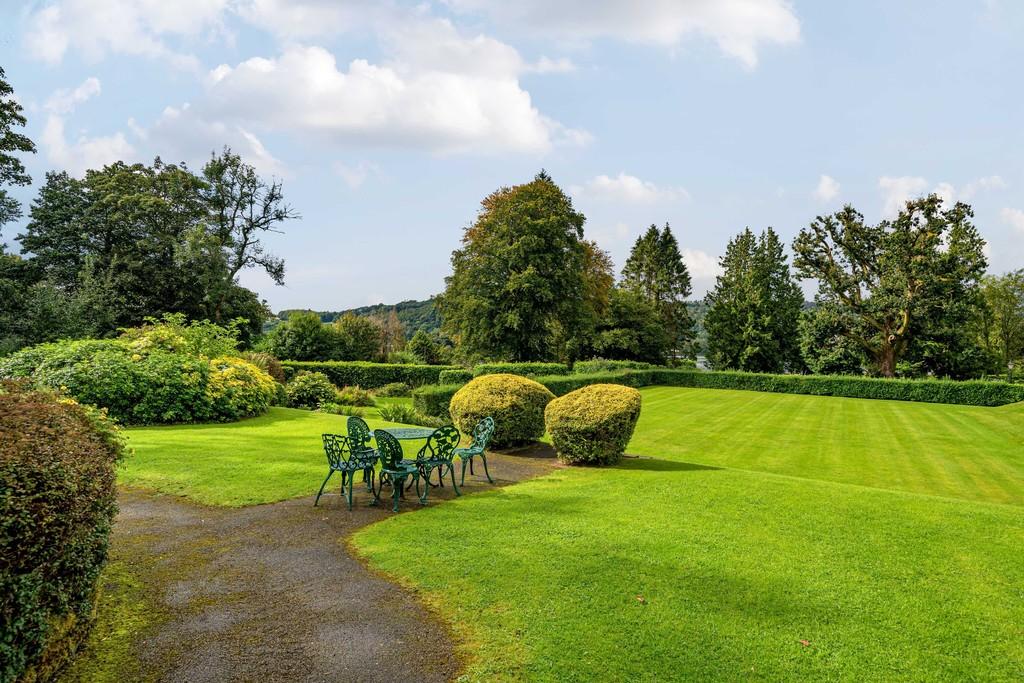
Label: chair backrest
xmin=417 ymin=425 xmax=461 ymax=463
xmin=470 ymin=416 xmax=495 ymax=451
xmin=347 ymin=415 xmax=372 ymax=449
xmin=322 ymin=433 xmax=350 ymax=468
xmin=374 ymin=429 xmax=405 ymax=470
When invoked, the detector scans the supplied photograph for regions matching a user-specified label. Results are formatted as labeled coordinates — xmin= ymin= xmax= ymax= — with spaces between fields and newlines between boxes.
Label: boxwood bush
xmin=280 ymin=361 xmax=457 ymax=388
xmin=545 ymin=384 xmax=643 ymax=465
xmin=472 ymin=362 xmax=570 ymax=378
xmin=1 ymin=382 xmax=125 ymax=682
xmin=284 ymin=372 xmax=339 ymax=409
xmin=449 ymin=374 xmax=556 ymax=447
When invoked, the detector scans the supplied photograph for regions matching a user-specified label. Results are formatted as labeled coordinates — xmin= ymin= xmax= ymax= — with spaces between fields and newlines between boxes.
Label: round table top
xmin=380 ymin=427 xmax=436 ymax=440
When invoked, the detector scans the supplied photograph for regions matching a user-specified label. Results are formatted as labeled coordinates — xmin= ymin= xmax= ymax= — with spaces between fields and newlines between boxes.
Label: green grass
xmin=627 ymin=386 xmax=1024 ymax=505
xmin=121 ymin=404 xmax=421 ymax=506
xmin=120 ymin=387 xmax=1024 ymax=680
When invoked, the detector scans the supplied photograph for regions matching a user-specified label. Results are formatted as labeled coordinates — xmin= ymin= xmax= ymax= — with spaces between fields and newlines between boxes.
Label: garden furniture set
xmin=315 ymin=415 xmax=496 ymax=512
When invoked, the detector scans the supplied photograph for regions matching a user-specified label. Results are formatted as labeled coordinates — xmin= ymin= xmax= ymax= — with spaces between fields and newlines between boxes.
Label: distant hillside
xmin=275 ymin=299 xmax=441 ymax=337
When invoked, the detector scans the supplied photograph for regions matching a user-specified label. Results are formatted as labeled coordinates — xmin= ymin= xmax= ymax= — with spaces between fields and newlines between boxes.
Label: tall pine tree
xmin=621 ymin=223 xmax=695 ymax=358
xmin=704 ymin=227 xmax=804 ymax=372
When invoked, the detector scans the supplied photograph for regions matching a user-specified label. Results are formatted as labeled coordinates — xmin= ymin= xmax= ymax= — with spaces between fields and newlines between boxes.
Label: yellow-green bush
xmin=206 ymin=357 xmax=277 ymax=420
xmin=544 ymin=384 xmax=642 ymax=465
xmin=449 ymin=374 xmax=555 ymax=447
xmin=285 ymin=371 xmax=339 ymax=409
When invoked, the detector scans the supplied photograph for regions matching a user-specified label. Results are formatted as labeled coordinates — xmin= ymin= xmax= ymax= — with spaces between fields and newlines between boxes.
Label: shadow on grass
xmin=616 ymin=456 xmax=722 ymax=472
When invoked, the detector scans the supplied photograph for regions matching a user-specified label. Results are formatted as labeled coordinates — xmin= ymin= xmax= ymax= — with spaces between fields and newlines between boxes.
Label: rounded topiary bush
xmin=449 ymin=373 xmax=555 ymax=448
xmin=0 ymin=381 xmax=125 ymax=682
xmin=285 ymin=371 xmax=339 ymax=409
xmin=544 ymin=383 xmax=642 ymax=465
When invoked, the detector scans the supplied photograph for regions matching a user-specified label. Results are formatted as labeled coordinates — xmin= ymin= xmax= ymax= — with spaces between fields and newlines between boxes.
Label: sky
xmin=1 ymin=0 xmax=1022 ymax=312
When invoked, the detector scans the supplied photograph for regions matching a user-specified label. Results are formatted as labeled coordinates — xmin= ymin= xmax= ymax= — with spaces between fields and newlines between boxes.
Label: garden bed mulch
xmin=61 ymin=450 xmax=557 ymax=683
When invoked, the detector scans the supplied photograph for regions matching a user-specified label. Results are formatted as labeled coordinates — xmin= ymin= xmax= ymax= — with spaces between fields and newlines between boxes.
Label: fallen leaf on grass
xmin=636 ymin=595 xmax=647 ymax=604
xmin=798 ymin=639 xmax=811 ymax=647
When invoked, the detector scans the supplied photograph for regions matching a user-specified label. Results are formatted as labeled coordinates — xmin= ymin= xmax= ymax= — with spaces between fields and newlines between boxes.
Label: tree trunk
xmin=878 ymin=344 xmax=896 ymax=378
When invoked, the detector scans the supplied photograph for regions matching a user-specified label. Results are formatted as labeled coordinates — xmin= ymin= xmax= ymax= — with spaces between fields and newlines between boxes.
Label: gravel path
xmin=100 ymin=450 xmax=556 ymax=682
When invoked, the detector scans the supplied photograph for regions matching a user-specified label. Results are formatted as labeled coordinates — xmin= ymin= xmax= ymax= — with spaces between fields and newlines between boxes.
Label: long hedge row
xmin=281 ymin=361 xmax=459 ymax=388
xmin=412 ymin=368 xmax=1024 ymax=418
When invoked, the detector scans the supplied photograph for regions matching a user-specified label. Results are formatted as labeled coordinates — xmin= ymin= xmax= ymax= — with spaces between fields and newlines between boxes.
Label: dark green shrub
xmin=240 ymin=351 xmax=286 ymax=383
xmin=412 ymin=384 xmax=463 ymax=418
xmin=438 ymin=368 xmax=473 ymax=385
xmin=375 ymin=382 xmax=412 ymax=397
xmin=318 ymin=403 xmax=365 ymax=418
xmin=336 ymin=385 xmax=376 ymax=407
xmin=285 ymin=372 xmax=339 ymax=409
xmin=545 ymin=384 xmax=643 ymax=465
xmin=572 ymin=359 xmax=654 ymax=374
xmin=473 ymin=362 xmax=570 ymax=378
xmin=280 ymin=361 xmax=458 ymax=388
xmin=0 ymin=382 xmax=125 ymax=682
xmin=378 ymin=403 xmax=419 ymax=424
xmin=539 ymin=370 xmax=657 ymax=396
xmin=449 ymin=374 xmax=555 ymax=447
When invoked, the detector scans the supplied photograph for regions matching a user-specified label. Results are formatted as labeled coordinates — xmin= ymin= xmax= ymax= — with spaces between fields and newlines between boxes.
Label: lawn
xmin=120 ymin=404 xmax=419 ymax=506
xmin=120 ymin=387 xmax=1024 ymax=680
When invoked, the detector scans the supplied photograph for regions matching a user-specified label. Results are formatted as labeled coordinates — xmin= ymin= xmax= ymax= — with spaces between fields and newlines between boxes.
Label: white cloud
xmin=814 ymin=174 xmax=840 ymax=202
xmin=444 ymin=0 xmax=800 ymax=68
xmin=1001 ymin=208 xmax=1024 ymax=233
xmin=572 ymin=172 xmax=689 ymax=203
xmin=44 ymin=77 xmax=101 ymax=114
xmin=333 ymin=161 xmax=379 ymax=189
xmin=233 ymin=0 xmax=383 ymax=39
xmin=682 ymin=248 xmax=722 ymax=280
xmin=24 ymin=0 xmax=228 ymax=68
xmin=880 ymin=174 xmax=1008 ymax=217
xmin=527 ymin=56 xmax=577 ymax=74
xmin=41 ymin=115 xmax=135 ymax=176
xmin=194 ymin=38 xmax=586 ymax=154
xmin=878 ymin=176 xmax=929 ymax=217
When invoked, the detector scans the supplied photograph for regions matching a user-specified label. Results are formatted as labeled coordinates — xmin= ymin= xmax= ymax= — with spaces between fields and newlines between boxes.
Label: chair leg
xmin=314 ymin=470 xmax=334 ymax=506
xmin=392 ymin=475 xmax=404 ymax=512
xmin=449 ymin=464 xmax=461 ymax=496
xmin=346 ymin=472 xmax=355 ymax=510
xmin=416 ymin=473 xmax=428 ymax=505
xmin=470 ymin=459 xmax=475 ymax=475
xmin=460 ymin=458 xmax=468 ymax=486
xmin=480 ymin=453 xmax=494 ymax=484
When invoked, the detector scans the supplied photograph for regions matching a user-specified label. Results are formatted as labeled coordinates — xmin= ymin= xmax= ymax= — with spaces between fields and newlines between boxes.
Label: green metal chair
xmin=315 ymin=434 xmax=378 ymax=510
xmin=455 ymin=416 xmax=496 ymax=485
xmin=413 ymin=425 xmax=462 ymax=502
xmin=372 ymin=429 xmax=421 ymax=512
xmin=346 ymin=415 xmax=376 ymax=490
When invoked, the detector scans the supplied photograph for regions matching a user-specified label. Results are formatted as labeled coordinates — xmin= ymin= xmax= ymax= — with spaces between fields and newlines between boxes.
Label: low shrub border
xmin=412 ymin=368 xmax=1024 ymax=418
xmin=472 ymin=362 xmax=570 ymax=378
xmin=1 ymin=382 xmax=125 ymax=682
xmin=281 ymin=361 xmax=457 ymax=389
xmin=438 ymin=368 xmax=474 ymax=385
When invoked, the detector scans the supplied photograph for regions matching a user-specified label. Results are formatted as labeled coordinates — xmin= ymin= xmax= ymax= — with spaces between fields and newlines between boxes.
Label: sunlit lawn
xmin=121 ymin=387 xmax=1024 ymax=680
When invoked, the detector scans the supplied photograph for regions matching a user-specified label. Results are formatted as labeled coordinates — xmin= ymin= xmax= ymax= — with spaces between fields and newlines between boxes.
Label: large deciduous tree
xmin=621 ymin=223 xmax=695 ymax=357
xmin=438 ymin=171 xmax=588 ymax=361
xmin=979 ymin=270 xmax=1024 ymax=379
xmin=704 ymin=227 xmax=803 ymax=372
xmin=792 ymin=197 xmax=987 ymax=377
xmin=0 ymin=66 xmax=35 ymax=230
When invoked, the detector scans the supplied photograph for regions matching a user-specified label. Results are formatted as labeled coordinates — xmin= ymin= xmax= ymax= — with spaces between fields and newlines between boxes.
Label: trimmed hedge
xmin=652 ymin=369 xmax=1024 ymax=407
xmin=411 ymin=367 xmax=1024 ymax=418
xmin=1 ymin=382 xmax=125 ymax=682
xmin=572 ymin=359 xmax=654 ymax=374
xmin=545 ymin=384 xmax=643 ymax=465
xmin=449 ymin=374 xmax=555 ymax=447
xmin=438 ymin=368 xmax=474 ymax=385
xmin=281 ymin=361 xmax=457 ymax=389
xmin=473 ymin=362 xmax=570 ymax=378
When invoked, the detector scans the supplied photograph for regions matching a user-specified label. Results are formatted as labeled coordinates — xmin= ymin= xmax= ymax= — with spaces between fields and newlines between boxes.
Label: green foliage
xmin=119 ymin=313 xmax=241 ymax=358
xmin=259 ymin=311 xmax=340 ymax=361
xmin=386 ymin=350 xmax=420 ymax=364
xmin=798 ymin=300 xmax=866 ymax=375
xmin=438 ymin=171 xmax=589 ymax=361
xmin=284 ymin=372 xmax=338 ymax=409
xmin=0 ymin=382 xmax=124 ymax=683
xmin=407 ymin=329 xmax=442 ymax=364
xmin=705 ymin=227 xmax=804 ymax=373
xmin=336 ymin=385 xmax=376 ymax=407
xmin=448 ymin=374 xmax=555 ymax=447
xmin=473 ymin=362 xmax=570 ymax=378
xmin=411 ymin=383 xmax=463 ymax=418
xmin=573 ymin=359 xmax=655 ymax=374
xmin=280 ymin=360 xmax=457 ymax=389
xmin=332 ymin=313 xmax=385 ymax=361
xmin=377 ymin=402 xmax=420 ymax=424
xmin=621 ymin=223 xmax=695 ymax=355
xmin=979 ymin=270 xmax=1024 ymax=377
xmin=793 ymin=197 xmax=988 ymax=377
xmin=438 ymin=368 xmax=473 ymax=385
xmin=590 ymin=288 xmax=673 ymax=365
xmin=239 ymin=351 xmax=285 ymax=384
xmin=0 ymin=66 xmax=36 ymax=229
xmin=545 ymin=384 xmax=642 ymax=465
xmin=0 ymin=320 xmax=275 ymax=424
xmin=317 ymin=403 xmax=365 ymax=418
xmin=374 ymin=382 xmax=412 ymax=398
